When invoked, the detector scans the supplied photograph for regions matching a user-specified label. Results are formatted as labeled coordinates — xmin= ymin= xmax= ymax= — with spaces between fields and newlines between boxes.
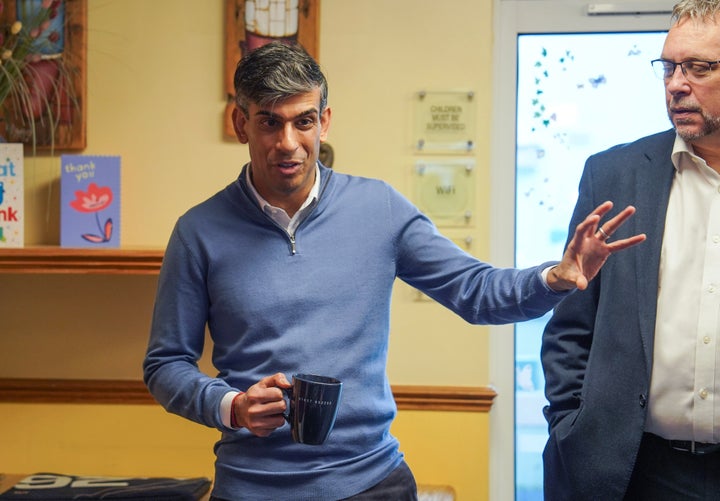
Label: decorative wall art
xmin=0 ymin=0 xmax=87 ymax=151
xmin=224 ymin=0 xmax=320 ymax=138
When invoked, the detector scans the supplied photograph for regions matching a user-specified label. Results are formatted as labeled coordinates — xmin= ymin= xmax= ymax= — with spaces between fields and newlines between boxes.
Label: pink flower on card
xmin=69 ymin=183 xmax=114 ymax=243
xmin=70 ymin=182 xmax=113 ymax=212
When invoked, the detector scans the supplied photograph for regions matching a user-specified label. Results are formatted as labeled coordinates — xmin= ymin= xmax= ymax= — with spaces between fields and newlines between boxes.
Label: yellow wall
xmin=1 ymin=1 xmax=494 ymax=499
xmin=0 ymin=404 xmax=487 ymax=500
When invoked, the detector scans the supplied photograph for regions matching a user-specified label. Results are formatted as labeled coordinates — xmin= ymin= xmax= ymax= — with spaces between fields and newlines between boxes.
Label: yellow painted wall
xmin=1 ymin=1 xmax=494 ymax=499
xmin=0 ymin=404 xmax=488 ymax=500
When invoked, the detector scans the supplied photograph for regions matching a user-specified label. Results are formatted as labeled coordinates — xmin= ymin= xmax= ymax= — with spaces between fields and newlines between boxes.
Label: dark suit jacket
xmin=541 ymin=129 xmax=676 ymax=500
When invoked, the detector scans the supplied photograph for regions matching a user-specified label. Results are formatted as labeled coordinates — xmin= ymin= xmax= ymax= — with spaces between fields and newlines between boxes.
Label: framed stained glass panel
xmin=0 ymin=0 xmax=87 ymax=151
xmin=224 ymin=0 xmax=320 ymax=138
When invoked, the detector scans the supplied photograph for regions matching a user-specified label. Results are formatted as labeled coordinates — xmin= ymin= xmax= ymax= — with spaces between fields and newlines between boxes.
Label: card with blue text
xmin=0 ymin=144 xmax=24 ymax=248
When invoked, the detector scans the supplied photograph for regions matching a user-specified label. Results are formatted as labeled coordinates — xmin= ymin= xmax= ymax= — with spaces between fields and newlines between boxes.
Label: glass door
xmin=514 ymin=31 xmax=667 ymax=500
xmin=490 ymin=2 xmax=673 ymax=499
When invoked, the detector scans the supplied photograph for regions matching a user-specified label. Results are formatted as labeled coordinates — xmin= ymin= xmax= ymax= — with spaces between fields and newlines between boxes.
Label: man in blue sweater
xmin=143 ymin=42 xmax=644 ymax=500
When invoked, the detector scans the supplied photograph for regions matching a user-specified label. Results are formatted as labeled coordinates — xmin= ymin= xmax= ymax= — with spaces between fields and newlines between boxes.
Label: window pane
xmin=514 ymin=31 xmax=667 ymax=500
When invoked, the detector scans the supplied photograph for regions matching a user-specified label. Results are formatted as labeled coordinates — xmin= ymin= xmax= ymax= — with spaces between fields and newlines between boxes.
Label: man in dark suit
xmin=542 ymin=1 xmax=720 ymax=499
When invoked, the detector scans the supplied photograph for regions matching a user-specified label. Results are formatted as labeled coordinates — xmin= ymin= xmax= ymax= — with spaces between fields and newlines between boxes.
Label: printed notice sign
xmin=413 ymin=158 xmax=475 ymax=227
xmin=414 ymin=90 xmax=477 ymax=153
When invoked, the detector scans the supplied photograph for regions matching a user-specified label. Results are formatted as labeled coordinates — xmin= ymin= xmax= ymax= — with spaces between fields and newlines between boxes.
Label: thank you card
xmin=61 ymin=155 xmax=121 ymax=248
xmin=0 ymin=144 xmax=24 ymax=248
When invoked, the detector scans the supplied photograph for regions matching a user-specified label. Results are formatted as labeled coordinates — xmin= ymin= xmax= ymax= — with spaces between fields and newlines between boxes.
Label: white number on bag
xmin=15 ymin=474 xmax=130 ymax=490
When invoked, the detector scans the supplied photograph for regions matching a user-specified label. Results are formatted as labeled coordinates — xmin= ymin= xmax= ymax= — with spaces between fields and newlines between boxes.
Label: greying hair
xmin=672 ymin=0 xmax=720 ymax=21
xmin=233 ymin=41 xmax=328 ymax=116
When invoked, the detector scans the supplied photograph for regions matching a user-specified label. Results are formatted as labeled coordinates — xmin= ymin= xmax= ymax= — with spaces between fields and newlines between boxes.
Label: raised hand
xmin=547 ymin=201 xmax=646 ymax=291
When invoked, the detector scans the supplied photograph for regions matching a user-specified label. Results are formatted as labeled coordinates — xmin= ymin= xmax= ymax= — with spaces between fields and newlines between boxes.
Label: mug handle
xmin=282 ymin=386 xmax=293 ymax=423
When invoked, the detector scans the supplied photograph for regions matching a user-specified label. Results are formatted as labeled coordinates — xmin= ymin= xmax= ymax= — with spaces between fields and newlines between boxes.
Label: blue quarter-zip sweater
xmin=144 ymin=163 xmax=568 ymax=500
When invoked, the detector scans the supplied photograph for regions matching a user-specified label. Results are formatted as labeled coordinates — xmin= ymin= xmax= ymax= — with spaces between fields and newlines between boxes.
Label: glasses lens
xmin=684 ymin=61 xmax=712 ymax=80
xmin=652 ymin=60 xmax=674 ymax=79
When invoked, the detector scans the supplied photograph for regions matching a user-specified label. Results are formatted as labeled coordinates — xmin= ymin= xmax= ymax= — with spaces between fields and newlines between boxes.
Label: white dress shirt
xmin=646 ymin=135 xmax=720 ymax=443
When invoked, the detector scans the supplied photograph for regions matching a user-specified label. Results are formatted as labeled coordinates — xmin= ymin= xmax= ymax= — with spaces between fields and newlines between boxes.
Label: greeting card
xmin=61 ymin=155 xmax=121 ymax=248
xmin=0 ymin=144 xmax=24 ymax=248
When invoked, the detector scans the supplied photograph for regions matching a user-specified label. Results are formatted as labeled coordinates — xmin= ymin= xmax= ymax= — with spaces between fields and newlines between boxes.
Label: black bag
xmin=0 ymin=473 xmax=211 ymax=500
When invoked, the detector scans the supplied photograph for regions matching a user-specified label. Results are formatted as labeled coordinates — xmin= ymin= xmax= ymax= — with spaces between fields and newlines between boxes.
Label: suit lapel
xmin=633 ymin=133 xmax=675 ymax=377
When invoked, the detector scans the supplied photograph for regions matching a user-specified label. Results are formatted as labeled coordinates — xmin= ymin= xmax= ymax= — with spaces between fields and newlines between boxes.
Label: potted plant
xmin=0 ymin=0 xmax=82 ymax=152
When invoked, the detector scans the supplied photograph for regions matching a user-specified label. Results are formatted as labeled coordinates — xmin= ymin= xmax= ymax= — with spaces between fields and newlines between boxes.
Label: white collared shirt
xmin=246 ymin=163 xmax=320 ymax=235
xmin=646 ymin=134 xmax=720 ymax=443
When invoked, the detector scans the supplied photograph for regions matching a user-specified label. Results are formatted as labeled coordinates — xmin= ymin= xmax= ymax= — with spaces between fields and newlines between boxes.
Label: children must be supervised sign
xmin=414 ymin=90 xmax=476 ymax=153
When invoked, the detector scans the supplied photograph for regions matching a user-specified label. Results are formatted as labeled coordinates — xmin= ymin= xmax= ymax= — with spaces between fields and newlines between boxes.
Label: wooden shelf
xmin=0 ymin=247 xmax=164 ymax=274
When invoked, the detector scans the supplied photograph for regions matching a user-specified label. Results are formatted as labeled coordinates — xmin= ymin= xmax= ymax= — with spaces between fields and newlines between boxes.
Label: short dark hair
xmin=233 ymin=42 xmax=328 ymax=116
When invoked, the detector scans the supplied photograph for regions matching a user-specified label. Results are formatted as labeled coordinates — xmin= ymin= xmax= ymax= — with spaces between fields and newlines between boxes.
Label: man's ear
xmin=232 ymin=107 xmax=249 ymax=144
xmin=319 ymin=106 xmax=332 ymax=142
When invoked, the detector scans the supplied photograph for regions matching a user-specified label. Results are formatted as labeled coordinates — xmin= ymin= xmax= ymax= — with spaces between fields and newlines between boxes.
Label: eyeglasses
xmin=651 ymin=58 xmax=720 ymax=83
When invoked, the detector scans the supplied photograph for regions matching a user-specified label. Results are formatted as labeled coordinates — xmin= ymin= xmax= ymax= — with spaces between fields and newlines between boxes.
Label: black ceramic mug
xmin=284 ymin=374 xmax=342 ymax=445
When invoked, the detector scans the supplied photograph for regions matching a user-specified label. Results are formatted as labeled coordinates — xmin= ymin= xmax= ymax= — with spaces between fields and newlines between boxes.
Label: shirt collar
xmin=671 ymin=133 xmax=693 ymax=173
xmin=246 ymin=163 xmax=320 ymax=209
xmin=671 ymin=133 xmax=718 ymax=180
xmin=246 ymin=163 xmax=320 ymax=230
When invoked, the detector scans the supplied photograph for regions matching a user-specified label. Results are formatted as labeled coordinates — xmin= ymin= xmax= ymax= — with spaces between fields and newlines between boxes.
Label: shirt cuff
xmin=541 ymin=265 xmax=555 ymax=286
xmin=221 ymin=390 xmax=240 ymax=429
